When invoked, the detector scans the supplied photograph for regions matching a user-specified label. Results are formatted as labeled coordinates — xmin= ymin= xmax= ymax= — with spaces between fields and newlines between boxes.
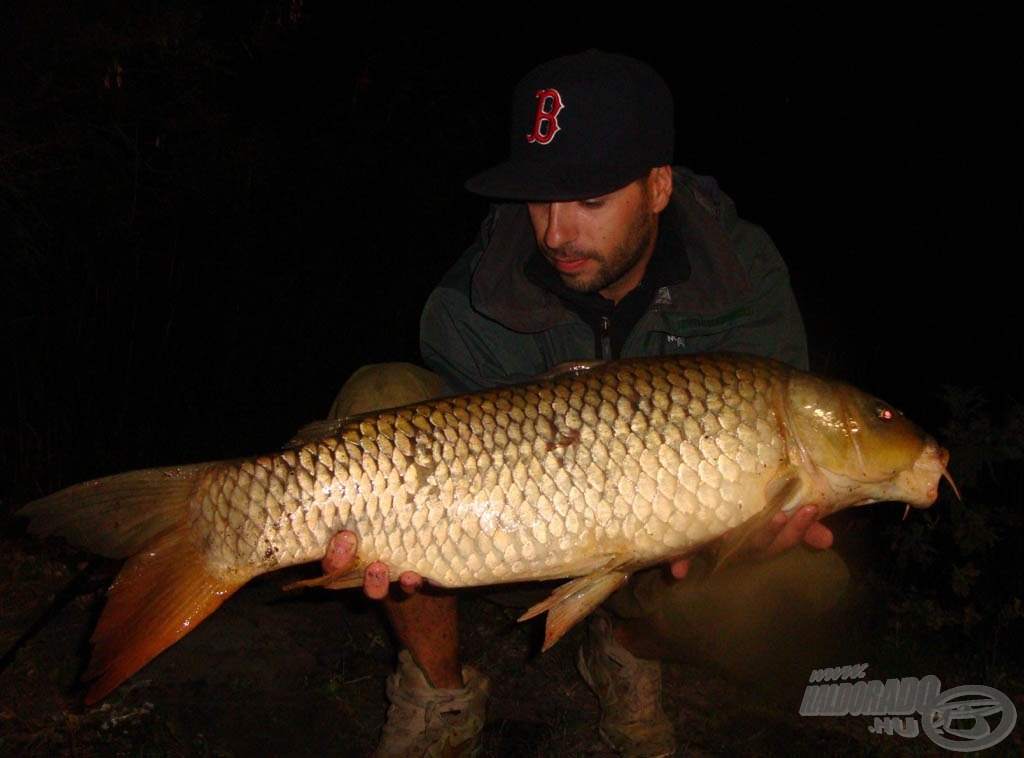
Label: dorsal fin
xmin=534 ymin=360 xmax=606 ymax=381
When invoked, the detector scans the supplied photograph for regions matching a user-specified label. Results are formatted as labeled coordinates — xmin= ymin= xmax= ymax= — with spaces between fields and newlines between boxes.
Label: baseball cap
xmin=465 ymin=49 xmax=674 ymax=201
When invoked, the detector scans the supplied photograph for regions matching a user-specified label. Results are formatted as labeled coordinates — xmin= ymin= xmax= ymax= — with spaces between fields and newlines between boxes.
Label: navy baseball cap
xmin=465 ymin=49 xmax=675 ymax=201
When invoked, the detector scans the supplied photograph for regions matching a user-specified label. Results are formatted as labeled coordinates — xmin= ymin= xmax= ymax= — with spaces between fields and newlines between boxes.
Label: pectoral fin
xmin=712 ymin=470 xmax=804 ymax=573
xmin=519 ymin=561 xmax=630 ymax=651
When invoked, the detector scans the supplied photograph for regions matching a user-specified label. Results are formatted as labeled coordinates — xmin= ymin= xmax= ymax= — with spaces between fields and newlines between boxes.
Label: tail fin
xmin=82 ymin=521 xmax=247 ymax=703
xmin=18 ymin=465 xmax=207 ymax=558
xmin=18 ymin=465 xmax=252 ymax=703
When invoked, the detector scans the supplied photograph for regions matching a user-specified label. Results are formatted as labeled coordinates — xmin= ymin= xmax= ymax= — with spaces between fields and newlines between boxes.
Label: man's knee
xmin=328 ymin=362 xmax=447 ymax=419
xmin=604 ymin=546 xmax=852 ymax=662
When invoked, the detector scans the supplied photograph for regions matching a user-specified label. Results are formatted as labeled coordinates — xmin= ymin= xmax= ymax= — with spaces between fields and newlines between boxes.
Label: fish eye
xmin=874 ymin=402 xmax=899 ymax=422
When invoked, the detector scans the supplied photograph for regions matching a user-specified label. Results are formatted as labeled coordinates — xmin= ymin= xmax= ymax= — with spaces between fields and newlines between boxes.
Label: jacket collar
xmin=469 ymin=168 xmax=753 ymax=332
xmin=522 ymin=198 xmax=689 ymax=320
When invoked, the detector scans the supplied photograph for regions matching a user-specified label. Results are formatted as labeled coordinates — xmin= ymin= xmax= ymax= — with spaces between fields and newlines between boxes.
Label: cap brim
xmin=465 ymin=159 xmax=649 ymax=202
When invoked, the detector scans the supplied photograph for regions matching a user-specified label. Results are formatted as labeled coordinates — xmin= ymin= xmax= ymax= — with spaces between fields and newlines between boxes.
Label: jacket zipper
xmin=600 ymin=316 xmax=612 ymax=360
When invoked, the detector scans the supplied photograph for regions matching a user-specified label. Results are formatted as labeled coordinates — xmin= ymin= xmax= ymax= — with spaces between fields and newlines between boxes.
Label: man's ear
xmin=649 ymin=165 xmax=673 ymax=213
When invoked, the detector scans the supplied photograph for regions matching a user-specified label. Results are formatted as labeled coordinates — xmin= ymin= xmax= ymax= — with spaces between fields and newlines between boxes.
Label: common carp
xmin=18 ymin=352 xmax=954 ymax=704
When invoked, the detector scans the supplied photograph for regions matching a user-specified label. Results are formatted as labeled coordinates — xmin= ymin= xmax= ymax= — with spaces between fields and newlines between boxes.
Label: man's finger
xmin=364 ymin=561 xmax=391 ymax=600
xmin=397 ymin=571 xmax=424 ymax=594
xmin=803 ymin=520 xmax=834 ymax=550
xmin=668 ymin=557 xmax=691 ymax=580
xmin=767 ymin=505 xmax=819 ymax=554
xmin=322 ymin=531 xmax=358 ymax=574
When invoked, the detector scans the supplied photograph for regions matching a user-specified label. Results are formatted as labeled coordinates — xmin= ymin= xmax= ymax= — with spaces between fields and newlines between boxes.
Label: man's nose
xmin=541 ymin=202 xmax=576 ymax=250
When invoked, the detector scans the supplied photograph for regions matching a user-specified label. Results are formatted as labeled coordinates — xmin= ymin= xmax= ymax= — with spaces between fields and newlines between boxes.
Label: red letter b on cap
xmin=525 ymin=88 xmax=564 ymax=145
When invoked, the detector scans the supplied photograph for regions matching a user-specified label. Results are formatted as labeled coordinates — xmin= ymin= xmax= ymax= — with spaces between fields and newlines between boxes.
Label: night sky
xmin=2 ymin=5 xmax=1016 ymax=506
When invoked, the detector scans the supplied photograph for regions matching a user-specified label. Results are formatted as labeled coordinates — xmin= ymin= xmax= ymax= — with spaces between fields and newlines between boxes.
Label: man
xmin=322 ymin=50 xmax=836 ymax=756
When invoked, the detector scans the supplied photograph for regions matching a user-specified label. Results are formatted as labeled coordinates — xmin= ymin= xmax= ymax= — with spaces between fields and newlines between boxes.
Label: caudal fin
xmin=18 ymin=465 xmax=207 ymax=558
xmin=82 ymin=522 xmax=248 ymax=703
xmin=18 ymin=464 xmax=252 ymax=703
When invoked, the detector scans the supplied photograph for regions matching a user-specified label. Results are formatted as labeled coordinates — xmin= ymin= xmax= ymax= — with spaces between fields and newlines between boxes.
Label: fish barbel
xmin=18 ymin=353 xmax=954 ymax=703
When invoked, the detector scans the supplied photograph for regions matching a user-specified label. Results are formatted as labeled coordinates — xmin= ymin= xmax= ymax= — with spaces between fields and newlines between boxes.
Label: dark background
xmin=1 ymin=5 xmax=1021 ymax=754
xmin=1 ymin=5 xmax=1015 ymax=512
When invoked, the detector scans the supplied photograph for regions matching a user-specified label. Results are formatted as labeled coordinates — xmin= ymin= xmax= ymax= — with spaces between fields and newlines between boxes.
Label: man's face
xmin=526 ymin=167 xmax=672 ymax=304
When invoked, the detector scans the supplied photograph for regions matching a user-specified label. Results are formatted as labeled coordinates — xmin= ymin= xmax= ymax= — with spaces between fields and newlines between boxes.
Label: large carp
xmin=18 ymin=353 xmax=953 ymax=704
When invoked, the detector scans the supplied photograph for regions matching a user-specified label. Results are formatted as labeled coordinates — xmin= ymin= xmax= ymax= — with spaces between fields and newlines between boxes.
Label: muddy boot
xmin=577 ymin=612 xmax=675 ymax=757
xmin=374 ymin=650 xmax=489 ymax=757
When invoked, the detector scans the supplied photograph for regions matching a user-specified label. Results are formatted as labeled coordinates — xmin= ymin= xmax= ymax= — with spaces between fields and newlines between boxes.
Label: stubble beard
xmin=553 ymin=209 xmax=657 ymax=296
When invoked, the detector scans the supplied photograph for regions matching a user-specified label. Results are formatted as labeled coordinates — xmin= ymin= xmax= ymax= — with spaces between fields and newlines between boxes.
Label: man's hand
xmin=667 ymin=505 xmax=833 ymax=580
xmin=323 ymin=505 xmax=834 ymax=592
xmin=321 ymin=531 xmax=423 ymax=599
xmin=757 ymin=504 xmax=834 ymax=552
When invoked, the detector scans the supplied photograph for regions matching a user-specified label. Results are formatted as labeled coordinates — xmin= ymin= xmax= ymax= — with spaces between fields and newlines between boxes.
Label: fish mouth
xmin=907 ymin=443 xmax=959 ymax=508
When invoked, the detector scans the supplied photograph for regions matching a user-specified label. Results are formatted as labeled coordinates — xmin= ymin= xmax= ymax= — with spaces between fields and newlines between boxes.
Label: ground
xmin=0 ymin=533 xmax=1017 ymax=757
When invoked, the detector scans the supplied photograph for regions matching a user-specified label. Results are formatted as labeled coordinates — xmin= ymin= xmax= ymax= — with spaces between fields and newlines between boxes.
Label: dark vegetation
xmin=1 ymin=3 xmax=1018 ymax=755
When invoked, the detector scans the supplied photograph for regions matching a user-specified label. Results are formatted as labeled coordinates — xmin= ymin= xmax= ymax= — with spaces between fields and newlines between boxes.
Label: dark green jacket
xmin=420 ymin=168 xmax=807 ymax=394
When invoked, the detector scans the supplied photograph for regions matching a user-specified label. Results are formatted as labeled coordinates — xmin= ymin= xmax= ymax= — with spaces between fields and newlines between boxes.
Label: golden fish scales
xmin=194 ymin=354 xmax=784 ymax=587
